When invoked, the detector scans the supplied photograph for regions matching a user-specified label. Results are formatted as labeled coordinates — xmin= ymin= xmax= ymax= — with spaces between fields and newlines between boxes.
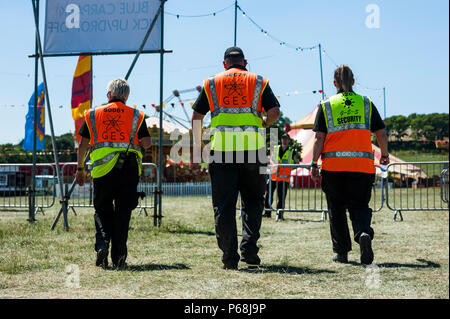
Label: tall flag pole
xmin=71 ymin=55 xmax=92 ymax=145
xmin=318 ymin=43 xmax=325 ymax=100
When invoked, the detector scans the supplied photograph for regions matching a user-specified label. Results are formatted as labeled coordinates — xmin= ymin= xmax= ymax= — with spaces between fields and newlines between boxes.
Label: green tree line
xmin=0 ymin=133 xmax=76 ymax=163
xmin=384 ymin=113 xmax=448 ymax=141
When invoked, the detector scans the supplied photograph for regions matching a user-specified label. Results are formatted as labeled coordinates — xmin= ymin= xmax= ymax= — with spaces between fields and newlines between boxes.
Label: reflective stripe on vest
xmin=320 ymin=93 xmax=375 ymax=174
xmin=90 ymin=141 xmax=144 ymax=154
xmin=321 ymin=151 xmax=374 ymax=160
xmin=92 ymin=152 xmax=143 ymax=168
xmin=206 ymin=70 xmax=267 ymax=151
xmin=210 ymin=106 xmax=262 ymax=119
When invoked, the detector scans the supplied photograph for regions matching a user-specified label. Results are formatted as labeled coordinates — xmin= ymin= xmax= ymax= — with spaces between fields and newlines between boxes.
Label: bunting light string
xmin=354 ymin=82 xmax=384 ymax=91
xmin=322 ymin=49 xmax=339 ymax=68
xmin=237 ymin=4 xmax=318 ymax=52
xmin=166 ymin=3 xmax=235 ymax=19
xmin=274 ymin=89 xmax=324 ymax=98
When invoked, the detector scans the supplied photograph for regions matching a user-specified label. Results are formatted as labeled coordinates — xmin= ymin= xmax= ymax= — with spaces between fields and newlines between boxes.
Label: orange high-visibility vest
xmin=271 ymin=145 xmax=294 ymax=182
xmin=320 ymin=93 xmax=375 ymax=174
xmin=203 ymin=68 xmax=269 ymax=151
xmin=84 ymin=101 xmax=145 ymax=178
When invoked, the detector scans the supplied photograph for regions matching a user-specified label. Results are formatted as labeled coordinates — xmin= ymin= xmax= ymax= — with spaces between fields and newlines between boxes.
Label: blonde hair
xmin=334 ymin=65 xmax=354 ymax=92
xmin=107 ymin=78 xmax=130 ymax=101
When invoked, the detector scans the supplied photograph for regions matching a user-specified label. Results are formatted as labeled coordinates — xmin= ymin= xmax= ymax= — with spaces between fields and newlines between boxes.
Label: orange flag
xmin=71 ymin=55 xmax=92 ymax=144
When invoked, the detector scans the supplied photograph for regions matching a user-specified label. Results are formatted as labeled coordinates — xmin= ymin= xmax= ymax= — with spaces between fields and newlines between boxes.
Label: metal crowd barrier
xmin=441 ymin=168 xmax=449 ymax=205
xmin=160 ymin=182 xmax=211 ymax=196
xmin=0 ymin=163 xmax=56 ymax=213
xmin=262 ymin=164 xmax=384 ymax=221
xmin=385 ymin=161 xmax=449 ymax=221
xmin=61 ymin=162 xmax=159 ymax=220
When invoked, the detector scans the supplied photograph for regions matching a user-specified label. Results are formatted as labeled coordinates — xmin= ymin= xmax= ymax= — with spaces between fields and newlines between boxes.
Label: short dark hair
xmin=224 ymin=55 xmax=245 ymax=66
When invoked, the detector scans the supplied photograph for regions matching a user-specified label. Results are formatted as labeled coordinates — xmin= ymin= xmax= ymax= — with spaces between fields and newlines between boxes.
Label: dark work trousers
xmin=209 ymin=162 xmax=266 ymax=265
xmin=264 ymin=180 xmax=290 ymax=210
xmin=93 ymin=157 xmax=139 ymax=265
xmin=321 ymin=171 xmax=375 ymax=254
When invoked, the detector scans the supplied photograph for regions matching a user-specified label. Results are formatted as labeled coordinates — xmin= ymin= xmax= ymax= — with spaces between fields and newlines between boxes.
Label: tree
xmin=408 ymin=113 xmax=449 ymax=140
xmin=385 ymin=115 xmax=410 ymax=140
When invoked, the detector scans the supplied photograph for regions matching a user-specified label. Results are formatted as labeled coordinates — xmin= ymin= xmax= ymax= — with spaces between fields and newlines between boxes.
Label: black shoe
xmin=241 ymin=254 xmax=261 ymax=266
xmin=333 ymin=253 xmax=348 ymax=263
xmin=263 ymin=211 xmax=271 ymax=218
xmin=95 ymin=249 xmax=108 ymax=269
xmin=113 ymin=255 xmax=127 ymax=270
xmin=359 ymin=233 xmax=374 ymax=265
xmin=222 ymin=262 xmax=238 ymax=270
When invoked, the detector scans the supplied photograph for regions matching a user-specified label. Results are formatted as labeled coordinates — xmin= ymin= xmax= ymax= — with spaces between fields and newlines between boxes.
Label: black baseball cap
xmin=281 ymin=132 xmax=290 ymax=138
xmin=224 ymin=46 xmax=245 ymax=59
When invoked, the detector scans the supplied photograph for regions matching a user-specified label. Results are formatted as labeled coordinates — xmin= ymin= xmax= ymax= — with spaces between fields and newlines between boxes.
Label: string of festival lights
xmin=165 ymin=3 xmax=235 ymax=18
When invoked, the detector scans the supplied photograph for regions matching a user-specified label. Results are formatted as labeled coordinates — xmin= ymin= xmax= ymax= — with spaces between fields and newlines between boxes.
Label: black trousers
xmin=321 ymin=171 xmax=375 ymax=254
xmin=264 ymin=180 xmax=290 ymax=210
xmin=209 ymin=162 xmax=266 ymax=265
xmin=93 ymin=159 xmax=139 ymax=265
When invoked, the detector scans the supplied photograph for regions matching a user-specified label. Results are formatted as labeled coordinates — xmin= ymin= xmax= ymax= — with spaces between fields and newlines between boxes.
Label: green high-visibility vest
xmin=273 ymin=145 xmax=294 ymax=164
xmin=205 ymin=71 xmax=268 ymax=152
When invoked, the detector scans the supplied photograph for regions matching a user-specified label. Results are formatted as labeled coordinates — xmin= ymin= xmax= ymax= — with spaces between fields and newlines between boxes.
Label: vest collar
xmin=226 ymin=65 xmax=247 ymax=71
xmin=108 ymin=98 xmax=125 ymax=104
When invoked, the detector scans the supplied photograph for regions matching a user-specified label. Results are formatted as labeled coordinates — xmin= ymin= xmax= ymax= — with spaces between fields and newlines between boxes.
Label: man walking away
xmin=191 ymin=47 xmax=280 ymax=269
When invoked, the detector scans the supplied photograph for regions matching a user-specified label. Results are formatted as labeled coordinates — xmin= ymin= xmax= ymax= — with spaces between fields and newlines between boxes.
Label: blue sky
xmin=0 ymin=0 xmax=448 ymax=144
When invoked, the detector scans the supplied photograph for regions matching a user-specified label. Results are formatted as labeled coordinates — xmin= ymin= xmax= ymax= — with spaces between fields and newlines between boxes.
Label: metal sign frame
xmin=29 ymin=0 xmax=168 ymax=230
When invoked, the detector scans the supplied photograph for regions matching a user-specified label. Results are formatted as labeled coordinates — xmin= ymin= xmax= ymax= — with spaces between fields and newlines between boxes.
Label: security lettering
xmin=337 ymin=115 xmax=362 ymax=125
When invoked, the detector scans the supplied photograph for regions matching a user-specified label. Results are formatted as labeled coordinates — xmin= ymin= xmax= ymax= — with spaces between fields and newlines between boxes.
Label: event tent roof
xmin=145 ymin=116 xmax=189 ymax=135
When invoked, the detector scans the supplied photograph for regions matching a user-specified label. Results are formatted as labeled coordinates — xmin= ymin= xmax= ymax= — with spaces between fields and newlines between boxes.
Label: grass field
xmin=391 ymin=150 xmax=448 ymax=163
xmin=0 ymin=196 xmax=448 ymax=299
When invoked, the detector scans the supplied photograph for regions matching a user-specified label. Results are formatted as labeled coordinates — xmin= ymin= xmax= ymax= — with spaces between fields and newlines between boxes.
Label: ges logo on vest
xmin=223 ymin=73 xmax=248 ymax=106
xmin=102 ymin=109 xmax=126 ymax=141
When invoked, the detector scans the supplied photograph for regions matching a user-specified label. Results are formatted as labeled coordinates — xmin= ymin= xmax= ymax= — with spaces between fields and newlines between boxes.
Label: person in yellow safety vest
xmin=191 ymin=47 xmax=281 ymax=270
xmin=311 ymin=65 xmax=389 ymax=265
xmin=264 ymin=132 xmax=299 ymax=220
xmin=75 ymin=78 xmax=151 ymax=270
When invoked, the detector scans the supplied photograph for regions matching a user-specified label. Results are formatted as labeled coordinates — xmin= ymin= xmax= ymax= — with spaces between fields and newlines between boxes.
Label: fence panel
xmin=0 ymin=163 xmax=56 ymax=210
xmin=385 ymin=161 xmax=449 ymax=220
xmin=441 ymin=168 xmax=449 ymax=205
xmin=61 ymin=162 xmax=159 ymax=215
xmin=262 ymin=164 xmax=384 ymax=221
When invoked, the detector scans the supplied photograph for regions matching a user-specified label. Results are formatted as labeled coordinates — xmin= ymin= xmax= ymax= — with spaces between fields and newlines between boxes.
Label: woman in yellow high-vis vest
xmin=311 ymin=65 xmax=389 ymax=265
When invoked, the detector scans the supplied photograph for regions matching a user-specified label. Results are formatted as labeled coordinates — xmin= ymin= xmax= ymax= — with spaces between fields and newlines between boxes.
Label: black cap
xmin=224 ymin=46 xmax=245 ymax=59
xmin=281 ymin=132 xmax=290 ymax=138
